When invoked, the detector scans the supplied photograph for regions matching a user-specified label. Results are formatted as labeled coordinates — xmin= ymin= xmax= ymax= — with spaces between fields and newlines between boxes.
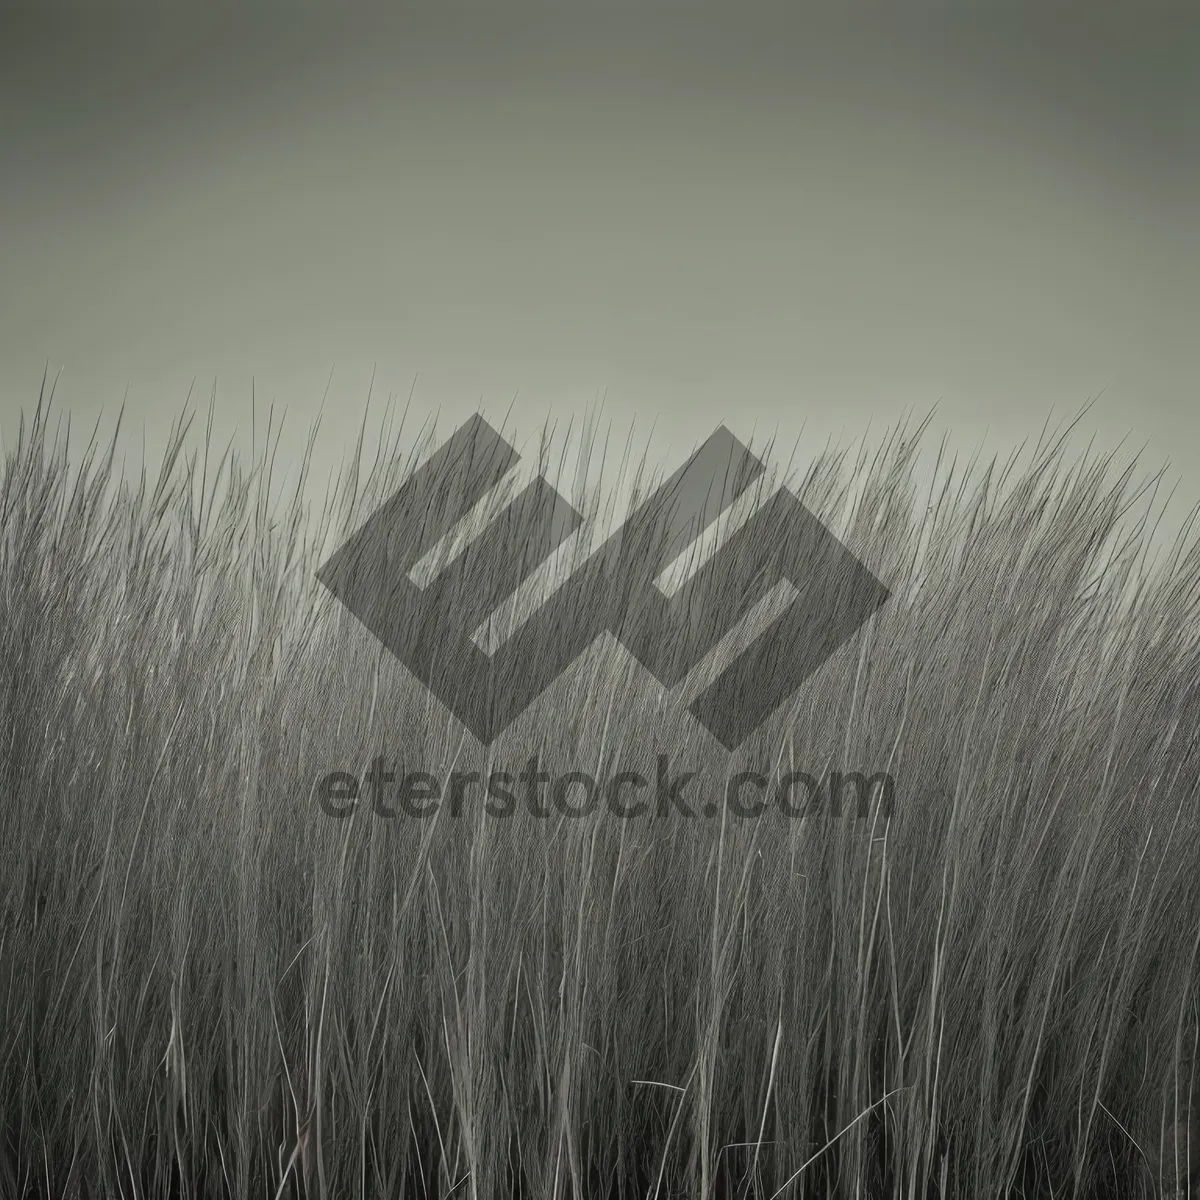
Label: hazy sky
xmin=1 ymin=2 xmax=1196 ymax=545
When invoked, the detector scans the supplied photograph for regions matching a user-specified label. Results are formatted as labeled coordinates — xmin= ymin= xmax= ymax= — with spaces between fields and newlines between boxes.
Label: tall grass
xmin=1 ymin=375 xmax=1198 ymax=1199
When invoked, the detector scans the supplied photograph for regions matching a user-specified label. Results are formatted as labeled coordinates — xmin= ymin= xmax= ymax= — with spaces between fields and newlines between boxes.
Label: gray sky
xmin=1 ymin=2 xmax=1196 ymax=548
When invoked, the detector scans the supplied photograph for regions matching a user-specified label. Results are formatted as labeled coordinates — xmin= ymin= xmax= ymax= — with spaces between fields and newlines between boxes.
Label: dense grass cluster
xmin=1 ymin=379 xmax=1199 ymax=1199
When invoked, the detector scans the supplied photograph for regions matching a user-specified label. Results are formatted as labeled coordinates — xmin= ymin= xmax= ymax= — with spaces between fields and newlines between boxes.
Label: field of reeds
xmin=1 ymin=377 xmax=1199 ymax=1199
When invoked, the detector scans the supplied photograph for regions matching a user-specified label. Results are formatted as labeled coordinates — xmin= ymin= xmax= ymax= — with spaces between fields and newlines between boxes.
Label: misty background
xmin=1 ymin=1 xmax=1196 ymax=555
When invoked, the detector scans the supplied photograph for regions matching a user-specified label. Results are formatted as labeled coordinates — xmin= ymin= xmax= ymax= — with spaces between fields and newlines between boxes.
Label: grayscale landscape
xmin=1 ymin=2 xmax=1197 ymax=1197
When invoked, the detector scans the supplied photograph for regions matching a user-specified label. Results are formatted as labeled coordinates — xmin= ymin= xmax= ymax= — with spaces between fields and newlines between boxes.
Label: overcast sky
xmin=1 ymin=2 xmax=1196 ymax=549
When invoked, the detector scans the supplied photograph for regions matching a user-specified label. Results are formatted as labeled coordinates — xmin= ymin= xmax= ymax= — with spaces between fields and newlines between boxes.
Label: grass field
xmin=1 ymin=378 xmax=1199 ymax=1198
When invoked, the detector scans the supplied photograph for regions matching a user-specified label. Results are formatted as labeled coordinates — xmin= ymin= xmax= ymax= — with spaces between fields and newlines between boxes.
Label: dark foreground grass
xmin=1 ymin=379 xmax=1199 ymax=1199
